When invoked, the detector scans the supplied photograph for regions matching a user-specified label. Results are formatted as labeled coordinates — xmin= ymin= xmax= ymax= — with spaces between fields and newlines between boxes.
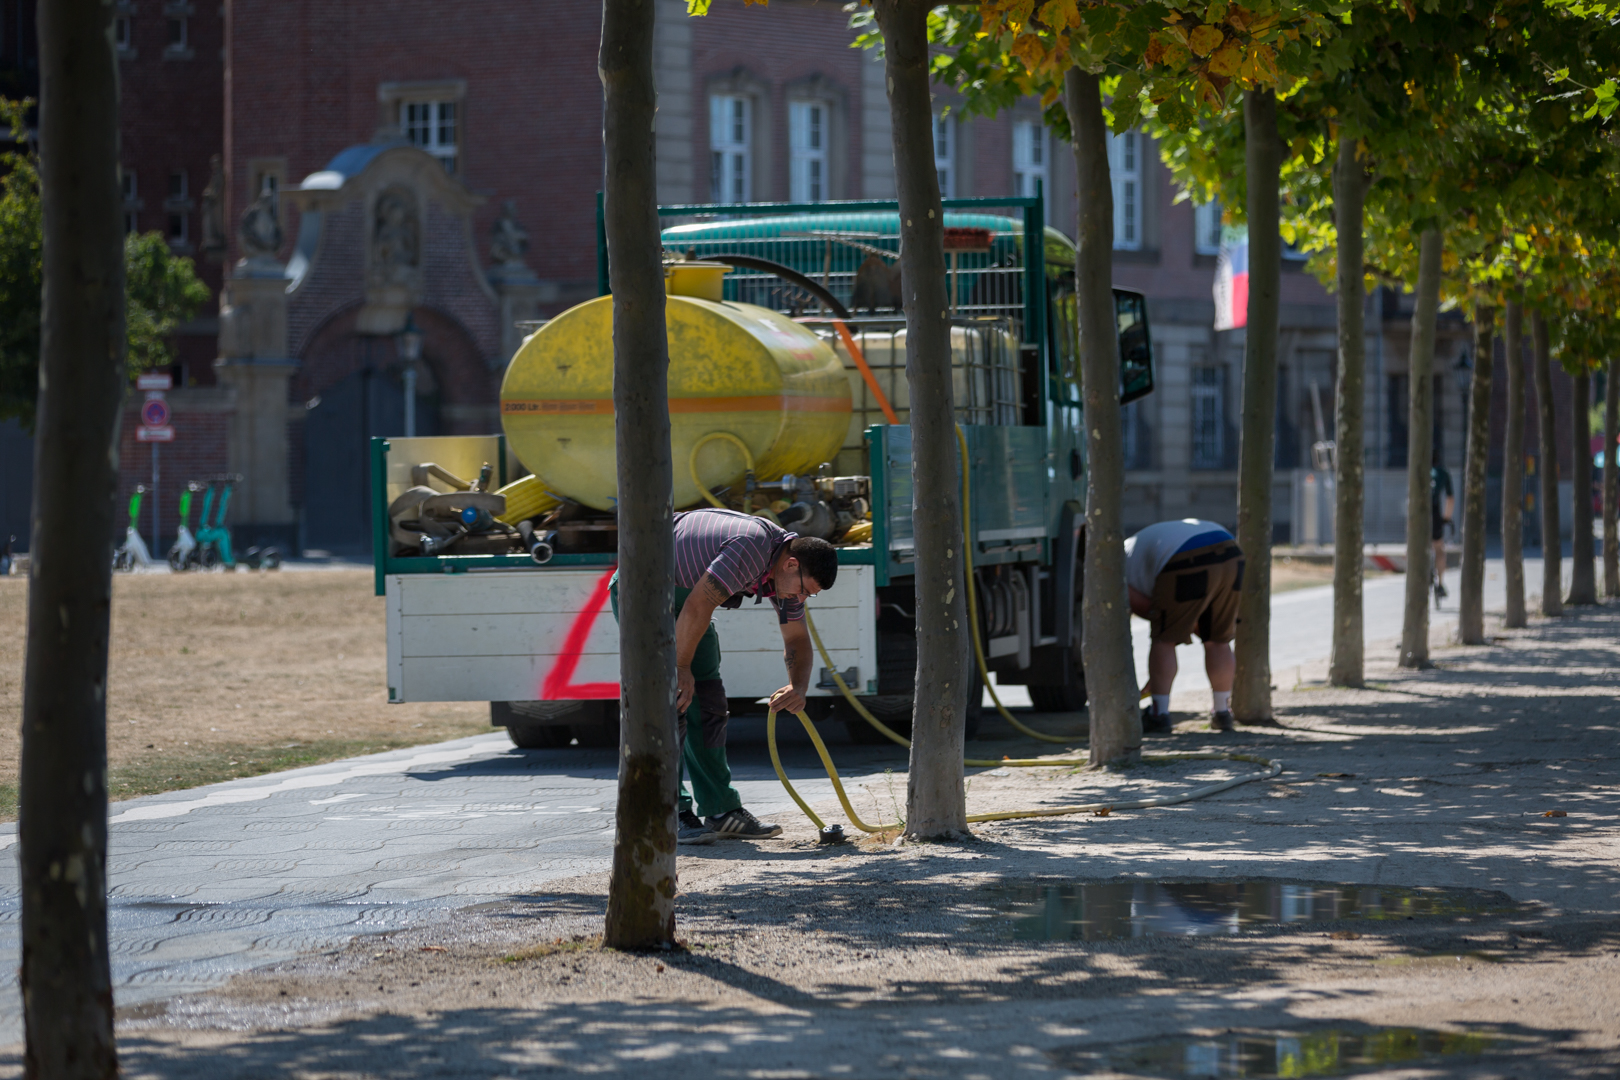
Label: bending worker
xmin=1124 ymin=518 xmax=1244 ymax=734
xmin=610 ymin=507 xmax=839 ymax=846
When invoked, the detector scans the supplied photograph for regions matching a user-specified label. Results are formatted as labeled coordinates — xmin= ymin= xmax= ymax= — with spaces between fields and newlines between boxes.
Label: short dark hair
xmin=789 ymin=536 xmax=838 ymax=590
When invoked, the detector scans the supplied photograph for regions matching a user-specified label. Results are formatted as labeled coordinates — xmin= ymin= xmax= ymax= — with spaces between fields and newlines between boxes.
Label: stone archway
xmin=294 ymin=304 xmax=490 ymax=554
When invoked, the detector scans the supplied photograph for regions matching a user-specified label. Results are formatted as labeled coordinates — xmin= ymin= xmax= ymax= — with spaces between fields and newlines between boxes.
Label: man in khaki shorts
xmin=1124 ymin=519 xmax=1244 ymax=734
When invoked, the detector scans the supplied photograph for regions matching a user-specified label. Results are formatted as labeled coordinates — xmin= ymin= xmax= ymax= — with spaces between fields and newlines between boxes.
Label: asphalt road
xmin=0 ymin=557 xmax=1552 ymax=1041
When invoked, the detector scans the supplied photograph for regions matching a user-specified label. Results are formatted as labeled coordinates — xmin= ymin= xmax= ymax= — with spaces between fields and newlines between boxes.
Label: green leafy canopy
xmin=0 ymin=98 xmax=211 ymax=429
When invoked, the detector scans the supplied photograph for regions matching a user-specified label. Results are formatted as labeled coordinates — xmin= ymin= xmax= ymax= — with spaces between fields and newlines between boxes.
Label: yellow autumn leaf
xmin=1038 ymin=0 xmax=1079 ymax=31
xmin=1011 ymin=33 xmax=1046 ymax=72
xmin=1208 ymin=40 xmax=1242 ymax=78
xmin=1188 ymin=24 xmax=1224 ymax=57
xmin=1041 ymin=84 xmax=1062 ymax=107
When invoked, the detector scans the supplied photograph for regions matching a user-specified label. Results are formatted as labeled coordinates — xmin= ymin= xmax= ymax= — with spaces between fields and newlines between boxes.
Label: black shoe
xmin=706 ymin=807 xmax=783 ymax=840
xmin=1142 ymin=707 xmax=1173 ymax=735
xmin=1435 ymin=582 xmax=1448 ymax=599
xmin=1212 ymin=710 xmax=1235 ymax=733
xmin=678 ymin=808 xmax=717 ymax=846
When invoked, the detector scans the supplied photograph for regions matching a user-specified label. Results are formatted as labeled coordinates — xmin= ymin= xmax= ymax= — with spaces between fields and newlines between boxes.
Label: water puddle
xmin=997 ymin=880 xmax=1519 ymax=941
xmin=1057 ymin=1026 xmax=1514 ymax=1078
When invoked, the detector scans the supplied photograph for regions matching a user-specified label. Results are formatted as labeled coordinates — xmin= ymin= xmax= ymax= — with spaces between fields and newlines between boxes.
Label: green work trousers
xmin=609 ymin=578 xmax=742 ymax=819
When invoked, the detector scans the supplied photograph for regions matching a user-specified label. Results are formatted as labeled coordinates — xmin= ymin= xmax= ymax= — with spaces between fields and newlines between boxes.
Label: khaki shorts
xmin=1148 ymin=540 xmax=1244 ymax=646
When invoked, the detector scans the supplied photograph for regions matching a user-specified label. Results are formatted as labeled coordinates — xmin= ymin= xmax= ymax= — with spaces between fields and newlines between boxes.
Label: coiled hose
xmin=687 ymin=427 xmax=1280 ymax=833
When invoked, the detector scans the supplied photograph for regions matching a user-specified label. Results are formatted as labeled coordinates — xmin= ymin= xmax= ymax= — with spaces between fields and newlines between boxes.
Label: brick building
xmin=0 ymin=0 xmax=1577 ymax=558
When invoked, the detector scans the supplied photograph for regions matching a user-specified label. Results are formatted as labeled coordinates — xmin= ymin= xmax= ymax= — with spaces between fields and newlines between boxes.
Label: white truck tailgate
xmin=386 ymin=565 xmax=878 ymax=704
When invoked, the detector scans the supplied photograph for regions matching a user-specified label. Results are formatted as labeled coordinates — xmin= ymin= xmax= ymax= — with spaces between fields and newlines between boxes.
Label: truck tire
xmin=1028 ymin=621 xmax=1087 ymax=712
xmin=840 ymin=670 xmax=982 ymax=743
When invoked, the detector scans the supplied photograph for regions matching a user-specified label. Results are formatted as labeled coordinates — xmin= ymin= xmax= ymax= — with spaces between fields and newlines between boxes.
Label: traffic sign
xmin=137 ymin=426 xmax=174 ymax=442
xmin=140 ymin=397 xmax=171 ymax=427
xmin=136 ymin=372 xmax=173 ymax=391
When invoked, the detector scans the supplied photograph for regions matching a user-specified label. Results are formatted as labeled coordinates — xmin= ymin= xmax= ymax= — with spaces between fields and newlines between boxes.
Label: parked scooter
xmin=194 ymin=476 xmax=237 ymax=570
xmin=167 ymin=482 xmax=201 ymax=571
xmin=0 ymin=535 xmax=15 ymax=576
xmin=113 ymin=485 xmax=154 ymax=571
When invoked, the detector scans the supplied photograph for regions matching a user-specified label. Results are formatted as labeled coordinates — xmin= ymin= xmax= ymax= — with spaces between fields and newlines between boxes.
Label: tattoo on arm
xmin=697 ymin=572 xmax=732 ymax=606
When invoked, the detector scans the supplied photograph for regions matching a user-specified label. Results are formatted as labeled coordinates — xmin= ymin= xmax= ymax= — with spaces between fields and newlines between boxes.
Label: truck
xmin=373 ymin=194 xmax=1153 ymax=748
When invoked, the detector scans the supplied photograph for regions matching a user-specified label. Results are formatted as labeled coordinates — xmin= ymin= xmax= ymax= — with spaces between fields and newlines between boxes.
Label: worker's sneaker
xmin=678 ymin=809 xmax=718 ymax=846
xmin=1141 ymin=707 xmax=1173 ymax=735
xmin=706 ymin=807 xmax=783 ymax=840
xmin=1211 ymin=710 xmax=1236 ymax=733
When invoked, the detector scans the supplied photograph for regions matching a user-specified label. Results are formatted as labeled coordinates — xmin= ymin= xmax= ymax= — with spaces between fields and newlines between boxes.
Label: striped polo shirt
xmin=672 ymin=508 xmax=803 ymax=622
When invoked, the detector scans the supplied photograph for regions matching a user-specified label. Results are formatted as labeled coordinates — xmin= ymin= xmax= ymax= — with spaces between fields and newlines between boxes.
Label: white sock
xmin=1151 ymin=694 xmax=1170 ymax=715
xmin=1212 ymin=691 xmax=1231 ymax=714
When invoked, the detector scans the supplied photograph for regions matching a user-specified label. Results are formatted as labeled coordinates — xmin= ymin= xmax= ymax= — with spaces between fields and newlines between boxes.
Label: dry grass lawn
xmin=0 ymin=569 xmax=488 ymax=819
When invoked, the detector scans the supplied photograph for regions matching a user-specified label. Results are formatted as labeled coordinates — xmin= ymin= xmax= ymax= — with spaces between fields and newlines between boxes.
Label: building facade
xmin=0 ymin=0 xmax=1575 ymax=557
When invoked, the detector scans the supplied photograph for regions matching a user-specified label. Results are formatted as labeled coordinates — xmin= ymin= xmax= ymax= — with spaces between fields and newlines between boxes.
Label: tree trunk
xmin=873 ymin=0 xmax=967 ymax=837
xmin=1328 ymin=133 xmax=1367 ymax=688
xmin=1604 ymin=359 xmax=1618 ymax=598
xmin=1064 ymin=68 xmax=1138 ymax=765
xmin=1397 ymin=228 xmax=1442 ymax=668
xmin=1567 ymin=369 xmax=1595 ymax=605
xmin=600 ymin=0 xmax=677 ymax=949
xmin=21 ymin=0 xmax=123 ymax=1073
xmin=1501 ymin=298 xmax=1526 ymax=627
xmin=1531 ymin=309 xmax=1561 ymax=617
xmin=1231 ymin=89 xmax=1282 ymax=722
xmin=1458 ymin=304 xmax=1495 ymax=643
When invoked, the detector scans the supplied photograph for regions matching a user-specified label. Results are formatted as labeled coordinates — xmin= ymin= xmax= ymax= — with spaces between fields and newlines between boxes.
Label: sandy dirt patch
xmin=0 ymin=569 xmax=487 ymax=817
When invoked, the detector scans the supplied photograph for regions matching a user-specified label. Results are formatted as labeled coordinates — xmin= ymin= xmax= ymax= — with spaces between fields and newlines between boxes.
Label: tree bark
xmin=600 ymin=0 xmax=677 ymax=949
xmin=1397 ymin=228 xmax=1442 ymax=668
xmin=1231 ymin=89 xmax=1282 ymax=721
xmin=873 ymin=0 xmax=967 ymax=837
xmin=1458 ymin=304 xmax=1495 ymax=643
xmin=1064 ymin=68 xmax=1138 ymax=765
xmin=1531 ymin=309 xmax=1561 ymax=617
xmin=1567 ymin=368 xmax=1595 ymax=605
xmin=1604 ymin=359 xmax=1618 ymax=598
xmin=1501 ymin=298 xmax=1526 ymax=627
xmin=21 ymin=0 xmax=123 ymax=1073
xmin=1328 ymin=134 xmax=1367 ymax=688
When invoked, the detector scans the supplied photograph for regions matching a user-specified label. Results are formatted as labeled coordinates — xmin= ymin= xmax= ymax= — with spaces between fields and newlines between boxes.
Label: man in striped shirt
xmin=611 ymin=508 xmax=839 ymax=844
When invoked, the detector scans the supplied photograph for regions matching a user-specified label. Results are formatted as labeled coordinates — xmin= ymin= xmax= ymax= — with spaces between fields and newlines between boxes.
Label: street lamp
xmin=398 ymin=311 xmax=423 ymax=438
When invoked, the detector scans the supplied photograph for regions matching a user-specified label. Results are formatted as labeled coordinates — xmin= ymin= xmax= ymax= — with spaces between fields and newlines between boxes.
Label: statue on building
xmin=239 ymin=180 xmax=282 ymax=260
xmin=371 ymin=185 xmax=420 ymax=285
xmin=489 ymin=200 xmax=530 ymax=268
xmin=200 ymin=154 xmax=226 ymax=258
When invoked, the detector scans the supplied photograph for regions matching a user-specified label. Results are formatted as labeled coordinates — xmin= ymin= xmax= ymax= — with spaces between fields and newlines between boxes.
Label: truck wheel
xmin=841 ymin=694 xmax=911 ymax=744
xmin=1028 ymin=628 xmax=1087 ymax=712
xmin=508 ymin=723 xmax=573 ymax=749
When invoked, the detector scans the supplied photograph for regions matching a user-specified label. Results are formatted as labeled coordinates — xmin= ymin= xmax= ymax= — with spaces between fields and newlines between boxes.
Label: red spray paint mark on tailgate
xmin=539 ymin=566 xmax=620 ymax=700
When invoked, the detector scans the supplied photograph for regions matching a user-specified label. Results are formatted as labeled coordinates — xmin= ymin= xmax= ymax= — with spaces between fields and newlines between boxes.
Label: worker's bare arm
xmin=674 ymin=573 xmax=731 ymax=712
xmin=769 ymin=617 xmax=814 ymax=715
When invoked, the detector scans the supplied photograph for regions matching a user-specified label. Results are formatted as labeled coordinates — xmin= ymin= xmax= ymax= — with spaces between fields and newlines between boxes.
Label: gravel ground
xmin=8 ymin=604 xmax=1620 ymax=1078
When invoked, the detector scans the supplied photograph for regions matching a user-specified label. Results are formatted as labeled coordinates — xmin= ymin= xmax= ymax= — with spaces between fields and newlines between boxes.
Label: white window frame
xmin=710 ymin=94 xmax=751 ymax=204
xmin=789 ymin=101 xmax=827 ymax=204
xmin=1108 ymin=130 xmax=1143 ymax=251
xmin=402 ymin=100 xmax=458 ymax=175
xmin=115 ymin=14 xmax=134 ymax=52
xmin=933 ymin=112 xmax=954 ymax=199
xmin=1191 ymin=365 xmax=1225 ymax=469
xmin=165 ymin=15 xmax=187 ymax=50
xmin=1195 ymin=201 xmax=1222 ymax=256
xmin=1012 ymin=120 xmax=1046 ymax=199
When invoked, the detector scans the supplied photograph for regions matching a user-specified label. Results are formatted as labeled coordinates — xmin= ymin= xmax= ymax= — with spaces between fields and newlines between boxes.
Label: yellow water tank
xmin=501 ymin=294 xmax=852 ymax=512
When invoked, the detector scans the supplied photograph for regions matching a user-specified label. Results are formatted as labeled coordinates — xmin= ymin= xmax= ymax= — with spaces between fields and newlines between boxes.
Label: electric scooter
xmin=112 ymin=485 xmax=154 ymax=571
xmin=167 ymin=482 xmax=201 ymax=571
xmin=194 ymin=476 xmax=237 ymax=570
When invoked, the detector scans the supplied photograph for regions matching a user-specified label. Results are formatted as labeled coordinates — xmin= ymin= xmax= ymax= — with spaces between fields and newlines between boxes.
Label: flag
xmin=1213 ymin=225 xmax=1249 ymax=331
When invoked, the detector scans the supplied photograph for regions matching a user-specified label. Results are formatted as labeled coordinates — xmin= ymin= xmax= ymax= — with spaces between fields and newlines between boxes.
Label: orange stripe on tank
xmin=502 ymin=395 xmax=848 ymax=416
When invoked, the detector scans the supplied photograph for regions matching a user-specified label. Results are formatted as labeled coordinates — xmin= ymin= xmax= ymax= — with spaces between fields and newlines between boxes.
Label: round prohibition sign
xmin=141 ymin=397 xmax=170 ymax=427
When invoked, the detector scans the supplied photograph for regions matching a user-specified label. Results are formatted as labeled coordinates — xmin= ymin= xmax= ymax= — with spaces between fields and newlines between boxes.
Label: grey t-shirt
xmin=1124 ymin=519 xmax=1233 ymax=596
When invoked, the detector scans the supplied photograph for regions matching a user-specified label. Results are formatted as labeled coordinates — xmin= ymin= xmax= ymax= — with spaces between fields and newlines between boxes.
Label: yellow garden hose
xmin=690 ymin=431 xmax=759 ymax=515
xmin=763 ymin=427 xmax=1281 ymax=833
